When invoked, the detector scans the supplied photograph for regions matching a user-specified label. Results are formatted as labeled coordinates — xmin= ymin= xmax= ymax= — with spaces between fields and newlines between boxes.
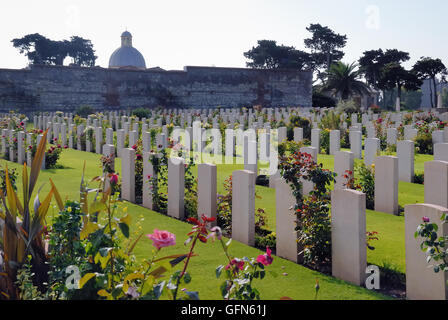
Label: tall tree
xmin=12 ymin=34 xmax=97 ymax=67
xmin=67 ymin=36 xmax=97 ymax=67
xmin=379 ymin=63 xmax=422 ymax=102
xmin=358 ymin=49 xmax=410 ymax=89
xmin=12 ymin=33 xmax=57 ymax=65
xmin=413 ymin=57 xmax=447 ymax=108
xmin=304 ymin=23 xmax=347 ymax=80
xmin=323 ymin=62 xmax=369 ymax=100
xmin=244 ymin=40 xmax=311 ymax=70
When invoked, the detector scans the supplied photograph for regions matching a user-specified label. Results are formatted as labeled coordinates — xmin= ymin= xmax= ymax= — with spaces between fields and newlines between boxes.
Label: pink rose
xmin=225 ymin=258 xmax=245 ymax=272
xmin=110 ymin=173 xmax=119 ymax=185
xmin=147 ymin=229 xmax=176 ymax=249
xmin=256 ymin=247 xmax=274 ymax=266
xmin=422 ymin=216 xmax=430 ymax=223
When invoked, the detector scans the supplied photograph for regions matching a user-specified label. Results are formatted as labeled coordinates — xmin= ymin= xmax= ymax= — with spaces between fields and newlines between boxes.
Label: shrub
xmin=340 ymin=129 xmax=350 ymax=148
xmin=320 ymin=129 xmax=330 ymax=155
xmin=75 ymin=105 xmax=95 ymax=118
xmin=414 ymin=172 xmax=424 ymax=185
xmin=288 ymin=115 xmax=311 ymax=140
xmin=46 ymin=144 xmax=64 ymax=169
xmin=312 ymin=91 xmax=336 ymax=108
xmin=132 ymin=107 xmax=150 ymax=119
xmin=336 ymin=99 xmax=360 ymax=114
xmin=344 ymin=163 xmax=375 ymax=210
xmin=279 ymin=151 xmax=336 ymax=270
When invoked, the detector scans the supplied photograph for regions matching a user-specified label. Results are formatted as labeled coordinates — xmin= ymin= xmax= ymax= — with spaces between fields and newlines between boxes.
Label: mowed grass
xmin=318 ymin=150 xmax=430 ymax=273
xmin=0 ymin=149 xmax=389 ymax=300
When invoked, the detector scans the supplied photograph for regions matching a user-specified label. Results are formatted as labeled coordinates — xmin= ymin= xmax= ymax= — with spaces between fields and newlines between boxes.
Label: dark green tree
xmin=244 ymin=40 xmax=311 ymax=70
xmin=323 ymin=62 xmax=369 ymax=100
xmin=413 ymin=57 xmax=447 ymax=108
xmin=304 ymin=24 xmax=347 ymax=79
xmin=379 ymin=63 xmax=422 ymax=102
xmin=12 ymin=34 xmax=96 ymax=67
xmin=358 ymin=49 xmax=410 ymax=89
xmin=67 ymin=36 xmax=97 ymax=67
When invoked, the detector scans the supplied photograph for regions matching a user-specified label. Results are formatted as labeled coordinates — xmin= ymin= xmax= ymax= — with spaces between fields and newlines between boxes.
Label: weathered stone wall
xmin=0 ymin=64 xmax=312 ymax=112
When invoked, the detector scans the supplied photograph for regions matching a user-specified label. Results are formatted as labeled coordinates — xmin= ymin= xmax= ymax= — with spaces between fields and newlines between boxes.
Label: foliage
xmin=47 ymin=201 xmax=90 ymax=299
xmin=414 ymin=172 xmax=424 ymax=185
xmin=358 ymin=48 xmax=410 ymax=90
xmin=216 ymin=176 xmax=269 ymax=239
xmin=132 ymin=108 xmax=150 ymax=119
xmin=12 ymin=33 xmax=96 ymax=66
xmin=324 ymin=62 xmax=370 ymax=100
xmin=379 ymin=63 xmax=422 ymax=101
xmin=345 ymin=163 xmax=375 ymax=210
xmin=278 ymin=140 xmax=303 ymax=157
xmin=279 ymin=151 xmax=336 ymax=269
xmin=319 ymin=129 xmax=330 ymax=155
xmin=336 ymin=99 xmax=360 ymax=114
xmin=312 ymin=90 xmax=336 ymax=108
xmin=414 ymin=121 xmax=436 ymax=155
xmin=287 ymin=115 xmax=311 ymax=140
xmin=0 ymin=167 xmax=18 ymax=193
xmin=45 ymin=143 xmax=64 ymax=169
xmin=0 ymin=129 xmax=61 ymax=299
xmin=415 ymin=215 xmax=448 ymax=274
xmin=244 ymin=40 xmax=311 ymax=70
xmin=215 ymin=226 xmax=274 ymax=300
xmin=413 ymin=57 xmax=447 ymax=108
xmin=318 ymin=110 xmax=341 ymax=130
xmin=304 ymin=23 xmax=347 ymax=79
xmin=15 ymin=256 xmax=44 ymax=300
xmin=76 ymin=105 xmax=95 ymax=118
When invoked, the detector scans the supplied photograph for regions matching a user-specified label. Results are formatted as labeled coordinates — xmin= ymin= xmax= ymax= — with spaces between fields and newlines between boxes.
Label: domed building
xmin=109 ymin=31 xmax=147 ymax=70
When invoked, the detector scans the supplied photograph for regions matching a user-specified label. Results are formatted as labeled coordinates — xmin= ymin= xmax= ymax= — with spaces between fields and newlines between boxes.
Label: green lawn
xmin=0 ymin=148 xmax=391 ymax=300
xmin=5 ymin=142 xmax=433 ymax=298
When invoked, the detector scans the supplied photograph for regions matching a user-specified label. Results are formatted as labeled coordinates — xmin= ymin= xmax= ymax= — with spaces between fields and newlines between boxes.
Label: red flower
xmin=132 ymin=144 xmax=137 ymax=150
xmin=225 ymin=258 xmax=245 ymax=272
xmin=187 ymin=214 xmax=215 ymax=243
xmin=422 ymin=216 xmax=430 ymax=223
xmin=257 ymin=247 xmax=274 ymax=266
xmin=110 ymin=173 xmax=119 ymax=185
xmin=64 ymin=145 xmax=68 ymax=149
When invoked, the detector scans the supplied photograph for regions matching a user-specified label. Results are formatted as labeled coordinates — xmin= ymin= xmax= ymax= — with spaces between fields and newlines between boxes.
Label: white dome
xmin=109 ymin=31 xmax=147 ymax=70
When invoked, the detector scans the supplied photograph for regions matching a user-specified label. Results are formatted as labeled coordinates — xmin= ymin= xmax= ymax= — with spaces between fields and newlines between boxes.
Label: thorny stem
xmin=172 ymin=233 xmax=199 ymax=300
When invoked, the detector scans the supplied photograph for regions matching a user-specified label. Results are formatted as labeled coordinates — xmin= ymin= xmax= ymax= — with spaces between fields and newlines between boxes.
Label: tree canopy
xmin=12 ymin=33 xmax=97 ymax=67
xmin=413 ymin=57 xmax=447 ymax=108
xmin=244 ymin=40 xmax=312 ymax=70
xmin=323 ymin=62 xmax=369 ymax=100
xmin=304 ymin=23 xmax=347 ymax=77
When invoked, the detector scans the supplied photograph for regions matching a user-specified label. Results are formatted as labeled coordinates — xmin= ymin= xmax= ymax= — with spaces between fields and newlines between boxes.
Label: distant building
xmin=420 ymin=79 xmax=448 ymax=109
xmin=109 ymin=31 xmax=147 ymax=70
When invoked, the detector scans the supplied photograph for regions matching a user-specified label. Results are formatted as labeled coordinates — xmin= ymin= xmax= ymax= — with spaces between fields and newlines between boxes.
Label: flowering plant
xmin=214 ymin=223 xmax=274 ymax=300
xmin=415 ymin=215 xmax=448 ymax=274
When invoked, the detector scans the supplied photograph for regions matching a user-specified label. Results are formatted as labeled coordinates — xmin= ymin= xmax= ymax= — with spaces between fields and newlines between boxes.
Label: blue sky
xmin=1 ymin=0 xmax=446 ymax=70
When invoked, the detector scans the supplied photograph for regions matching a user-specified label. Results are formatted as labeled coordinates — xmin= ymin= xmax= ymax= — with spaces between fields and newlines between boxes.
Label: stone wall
xmin=0 ymin=64 xmax=312 ymax=112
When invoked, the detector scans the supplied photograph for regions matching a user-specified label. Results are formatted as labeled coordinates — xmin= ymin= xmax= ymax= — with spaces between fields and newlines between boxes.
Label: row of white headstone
xmin=115 ymin=141 xmax=448 ymax=300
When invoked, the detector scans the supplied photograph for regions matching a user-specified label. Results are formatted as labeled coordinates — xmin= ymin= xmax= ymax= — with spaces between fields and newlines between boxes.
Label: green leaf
xmin=183 ymin=272 xmax=192 ymax=284
xmin=119 ymin=222 xmax=130 ymax=238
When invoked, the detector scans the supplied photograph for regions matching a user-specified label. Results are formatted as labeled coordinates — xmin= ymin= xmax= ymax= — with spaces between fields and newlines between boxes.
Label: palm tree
xmin=324 ymin=62 xmax=370 ymax=100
